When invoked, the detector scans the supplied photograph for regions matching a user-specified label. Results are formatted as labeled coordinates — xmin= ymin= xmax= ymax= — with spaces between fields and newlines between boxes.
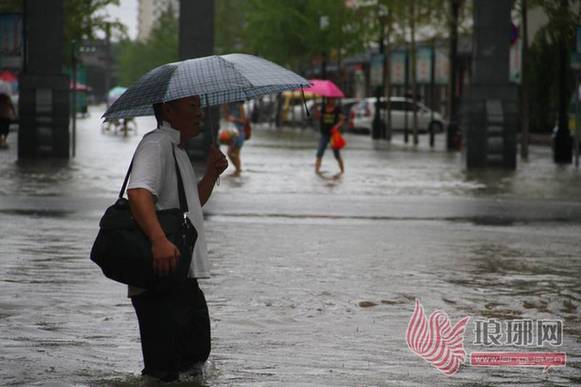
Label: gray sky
xmin=102 ymin=0 xmax=138 ymax=40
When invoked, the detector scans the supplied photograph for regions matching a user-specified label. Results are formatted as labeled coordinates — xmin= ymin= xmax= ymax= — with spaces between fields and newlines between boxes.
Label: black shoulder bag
xmin=90 ymin=145 xmax=197 ymax=292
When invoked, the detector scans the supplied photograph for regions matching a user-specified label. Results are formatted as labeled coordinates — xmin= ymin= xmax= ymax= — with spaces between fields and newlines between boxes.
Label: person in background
xmin=315 ymin=97 xmax=345 ymax=175
xmin=222 ymin=102 xmax=247 ymax=176
xmin=0 ymin=93 xmax=16 ymax=147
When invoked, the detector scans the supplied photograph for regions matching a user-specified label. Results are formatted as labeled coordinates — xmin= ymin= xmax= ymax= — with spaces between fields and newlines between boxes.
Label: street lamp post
xmin=71 ymin=40 xmax=78 ymax=157
xmin=446 ymin=0 xmax=461 ymax=151
xmin=553 ymin=0 xmax=573 ymax=164
xmin=372 ymin=5 xmax=387 ymax=140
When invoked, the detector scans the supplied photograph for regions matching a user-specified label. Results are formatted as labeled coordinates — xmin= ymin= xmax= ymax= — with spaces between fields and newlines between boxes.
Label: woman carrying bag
xmin=315 ymin=97 xmax=345 ymax=175
xmin=222 ymin=101 xmax=249 ymax=176
xmin=0 ymin=93 xmax=16 ymax=147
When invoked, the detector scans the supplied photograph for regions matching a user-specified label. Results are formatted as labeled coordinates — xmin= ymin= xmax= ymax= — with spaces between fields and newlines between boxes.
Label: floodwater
xmin=0 ymin=106 xmax=580 ymax=386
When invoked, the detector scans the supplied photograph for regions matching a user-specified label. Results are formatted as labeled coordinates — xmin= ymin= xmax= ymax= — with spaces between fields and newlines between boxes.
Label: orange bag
xmin=218 ymin=126 xmax=239 ymax=145
xmin=330 ymin=127 xmax=346 ymax=150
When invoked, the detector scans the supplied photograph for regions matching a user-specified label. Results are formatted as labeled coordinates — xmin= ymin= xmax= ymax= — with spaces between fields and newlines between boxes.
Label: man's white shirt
xmin=126 ymin=122 xmax=210 ymax=294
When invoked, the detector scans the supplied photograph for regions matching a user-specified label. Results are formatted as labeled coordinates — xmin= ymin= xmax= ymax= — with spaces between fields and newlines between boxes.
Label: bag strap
xmin=172 ymin=146 xmax=189 ymax=213
xmin=119 ymin=143 xmax=189 ymax=213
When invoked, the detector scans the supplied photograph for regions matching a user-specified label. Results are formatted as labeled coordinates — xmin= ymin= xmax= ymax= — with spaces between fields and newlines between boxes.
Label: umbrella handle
xmin=301 ymin=88 xmax=310 ymax=117
xmin=205 ymin=95 xmax=217 ymax=146
xmin=205 ymin=95 xmax=220 ymax=186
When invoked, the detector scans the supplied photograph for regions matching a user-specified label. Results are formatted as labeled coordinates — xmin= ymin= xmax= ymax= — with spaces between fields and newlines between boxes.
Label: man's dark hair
xmin=153 ymin=103 xmax=164 ymax=126
xmin=153 ymin=100 xmax=181 ymax=126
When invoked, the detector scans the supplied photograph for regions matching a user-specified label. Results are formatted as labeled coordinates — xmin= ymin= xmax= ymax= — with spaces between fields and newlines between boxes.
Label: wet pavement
xmin=0 ymin=105 xmax=580 ymax=386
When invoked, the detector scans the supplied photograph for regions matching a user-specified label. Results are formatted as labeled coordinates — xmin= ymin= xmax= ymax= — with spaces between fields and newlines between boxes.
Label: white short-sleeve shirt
xmin=126 ymin=122 xmax=210 ymax=291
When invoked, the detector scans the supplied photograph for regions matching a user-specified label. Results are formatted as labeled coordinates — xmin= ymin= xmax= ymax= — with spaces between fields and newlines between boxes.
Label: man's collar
xmin=158 ymin=121 xmax=180 ymax=144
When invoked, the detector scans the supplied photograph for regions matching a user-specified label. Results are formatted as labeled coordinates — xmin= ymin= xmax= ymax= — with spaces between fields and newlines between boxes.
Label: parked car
xmin=349 ymin=96 xmax=446 ymax=134
xmin=338 ymin=98 xmax=359 ymax=131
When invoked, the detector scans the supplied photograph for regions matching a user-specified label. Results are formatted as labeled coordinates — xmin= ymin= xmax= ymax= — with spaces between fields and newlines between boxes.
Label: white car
xmin=350 ymin=96 xmax=446 ymax=134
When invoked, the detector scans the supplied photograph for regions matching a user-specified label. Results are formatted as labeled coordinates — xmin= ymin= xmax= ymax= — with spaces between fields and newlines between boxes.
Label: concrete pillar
xmin=179 ymin=0 xmax=216 ymax=160
xmin=462 ymin=0 xmax=518 ymax=169
xmin=179 ymin=0 xmax=214 ymax=60
xmin=18 ymin=0 xmax=70 ymax=159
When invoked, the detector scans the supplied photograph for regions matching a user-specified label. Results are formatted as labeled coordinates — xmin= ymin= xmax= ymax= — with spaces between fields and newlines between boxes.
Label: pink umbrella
xmin=302 ymin=79 xmax=345 ymax=98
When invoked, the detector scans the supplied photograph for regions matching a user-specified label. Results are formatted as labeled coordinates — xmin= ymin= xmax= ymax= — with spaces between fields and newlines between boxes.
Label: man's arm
xmin=127 ymin=188 xmax=179 ymax=275
xmin=198 ymin=173 xmax=218 ymax=207
xmin=336 ymin=113 xmax=345 ymax=130
xmin=197 ymin=145 xmax=228 ymax=206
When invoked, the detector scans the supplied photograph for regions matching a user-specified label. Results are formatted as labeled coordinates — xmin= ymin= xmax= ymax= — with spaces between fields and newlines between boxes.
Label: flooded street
xmin=1 ymin=105 xmax=580 ymax=386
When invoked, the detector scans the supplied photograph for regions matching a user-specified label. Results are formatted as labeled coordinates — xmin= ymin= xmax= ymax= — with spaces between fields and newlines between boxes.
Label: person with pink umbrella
xmin=0 ymin=93 xmax=16 ymax=147
xmin=304 ymin=80 xmax=346 ymax=175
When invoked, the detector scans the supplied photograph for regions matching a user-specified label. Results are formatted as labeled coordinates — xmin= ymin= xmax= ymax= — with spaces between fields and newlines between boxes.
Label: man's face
xmin=165 ymin=95 xmax=204 ymax=142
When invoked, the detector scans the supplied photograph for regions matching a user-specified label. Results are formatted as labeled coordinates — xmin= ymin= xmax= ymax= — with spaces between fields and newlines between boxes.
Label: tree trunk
xmin=411 ymin=0 xmax=418 ymax=145
xmin=558 ymin=0 xmax=569 ymax=134
xmin=447 ymin=0 xmax=460 ymax=151
xmin=386 ymin=13 xmax=392 ymax=142
xmin=553 ymin=0 xmax=573 ymax=163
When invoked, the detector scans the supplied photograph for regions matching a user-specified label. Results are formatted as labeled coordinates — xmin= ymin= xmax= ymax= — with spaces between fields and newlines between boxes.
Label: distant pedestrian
xmin=0 ymin=93 xmax=16 ymax=147
xmin=222 ymin=102 xmax=247 ymax=176
xmin=315 ymin=97 xmax=345 ymax=174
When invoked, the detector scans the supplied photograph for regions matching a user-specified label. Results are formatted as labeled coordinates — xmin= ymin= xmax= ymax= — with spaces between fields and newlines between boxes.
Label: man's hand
xmin=127 ymin=188 xmax=181 ymax=276
xmin=151 ymin=236 xmax=180 ymax=275
xmin=206 ymin=145 xmax=228 ymax=177
xmin=198 ymin=145 xmax=228 ymax=206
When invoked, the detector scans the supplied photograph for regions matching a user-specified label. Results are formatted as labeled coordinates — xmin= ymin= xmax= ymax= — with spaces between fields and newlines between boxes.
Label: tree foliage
xmin=524 ymin=0 xmax=581 ymax=132
xmin=215 ymin=0 xmax=247 ymax=54
xmin=241 ymin=0 xmax=367 ymax=71
xmin=117 ymin=5 xmax=179 ymax=86
xmin=0 ymin=0 xmax=22 ymax=12
xmin=64 ymin=0 xmax=127 ymax=42
xmin=64 ymin=0 xmax=127 ymax=64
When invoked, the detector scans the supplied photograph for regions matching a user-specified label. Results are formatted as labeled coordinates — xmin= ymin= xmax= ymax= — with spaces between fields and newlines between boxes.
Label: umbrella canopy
xmin=108 ymin=86 xmax=127 ymax=105
xmin=103 ymin=53 xmax=309 ymax=120
xmin=0 ymin=70 xmax=17 ymax=82
xmin=301 ymin=79 xmax=344 ymax=98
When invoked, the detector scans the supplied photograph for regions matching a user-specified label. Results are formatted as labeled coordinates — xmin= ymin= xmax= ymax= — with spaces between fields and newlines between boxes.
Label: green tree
xmin=526 ymin=0 xmax=581 ymax=133
xmin=64 ymin=0 xmax=127 ymax=64
xmin=118 ymin=5 xmax=178 ymax=86
xmin=0 ymin=0 xmax=22 ymax=12
xmin=215 ymin=0 xmax=247 ymax=54
xmin=242 ymin=0 xmax=366 ymax=73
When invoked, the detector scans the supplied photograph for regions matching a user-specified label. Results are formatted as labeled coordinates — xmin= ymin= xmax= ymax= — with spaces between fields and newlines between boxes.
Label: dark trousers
xmin=0 ymin=118 xmax=11 ymax=137
xmin=131 ymin=278 xmax=211 ymax=382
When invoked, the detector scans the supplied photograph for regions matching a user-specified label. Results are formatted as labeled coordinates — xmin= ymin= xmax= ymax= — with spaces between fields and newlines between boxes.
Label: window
xmin=402 ymin=101 xmax=418 ymax=112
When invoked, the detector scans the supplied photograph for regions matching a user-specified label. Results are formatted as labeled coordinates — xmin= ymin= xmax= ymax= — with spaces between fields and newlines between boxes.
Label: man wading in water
xmin=127 ymin=95 xmax=228 ymax=381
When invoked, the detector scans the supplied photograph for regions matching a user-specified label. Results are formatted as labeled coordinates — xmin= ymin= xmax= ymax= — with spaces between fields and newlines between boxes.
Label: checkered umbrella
xmin=103 ymin=53 xmax=309 ymax=120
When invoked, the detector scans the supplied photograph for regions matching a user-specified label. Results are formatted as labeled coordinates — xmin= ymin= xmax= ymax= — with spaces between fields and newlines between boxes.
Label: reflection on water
xmin=0 ymin=106 xmax=580 ymax=385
